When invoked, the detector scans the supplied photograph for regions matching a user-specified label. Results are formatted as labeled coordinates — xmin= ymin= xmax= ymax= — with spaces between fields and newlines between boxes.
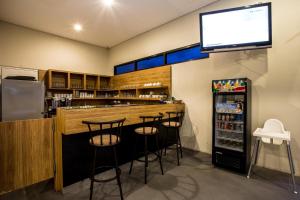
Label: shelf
xmin=215 ymin=144 xmax=243 ymax=152
xmin=72 ymin=98 xmax=101 ymax=100
xmin=216 ymin=129 xmax=243 ymax=134
xmin=137 ymin=98 xmax=161 ymax=101
xmin=50 ymin=70 xmax=68 ymax=88
xmin=86 ymin=74 xmax=99 ymax=90
xmin=48 ymin=88 xmax=72 ymax=90
xmin=216 ymin=112 xmax=243 ymax=115
xmin=100 ymin=76 xmax=112 ymax=90
xmin=118 ymin=97 xmax=161 ymax=101
xmin=216 ymin=136 xmax=243 ymax=143
xmin=117 ymin=97 xmax=138 ymax=99
xmin=95 ymin=97 xmax=117 ymax=100
xmin=97 ymin=89 xmax=118 ymax=92
xmin=45 ymin=67 xmax=171 ymax=108
xmin=117 ymin=86 xmax=168 ymax=90
xmin=73 ymin=88 xmax=95 ymax=91
xmin=119 ymin=88 xmax=137 ymax=91
xmin=216 ymin=120 xmax=244 ymax=124
xmin=70 ymin=73 xmax=84 ymax=89
xmin=138 ymin=86 xmax=168 ymax=90
xmin=46 ymin=96 xmax=162 ymax=101
xmin=70 ymin=97 xmax=162 ymax=101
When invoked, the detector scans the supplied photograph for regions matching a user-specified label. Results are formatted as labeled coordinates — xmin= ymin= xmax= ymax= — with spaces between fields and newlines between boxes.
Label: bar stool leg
xmin=129 ymin=135 xmax=137 ymax=175
xmin=164 ymin=128 xmax=169 ymax=156
xmin=90 ymin=147 xmax=97 ymax=200
xmin=175 ymin=128 xmax=180 ymax=166
xmin=113 ymin=147 xmax=124 ymax=200
xmin=177 ymin=128 xmax=183 ymax=158
xmin=247 ymin=138 xmax=260 ymax=179
xmin=155 ymin=134 xmax=164 ymax=175
xmin=144 ymin=136 xmax=148 ymax=184
xmin=286 ymin=141 xmax=298 ymax=194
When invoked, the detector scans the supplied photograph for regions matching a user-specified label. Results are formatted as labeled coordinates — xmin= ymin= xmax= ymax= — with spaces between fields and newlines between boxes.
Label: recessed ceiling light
xmin=103 ymin=0 xmax=114 ymax=7
xmin=73 ymin=23 xmax=82 ymax=32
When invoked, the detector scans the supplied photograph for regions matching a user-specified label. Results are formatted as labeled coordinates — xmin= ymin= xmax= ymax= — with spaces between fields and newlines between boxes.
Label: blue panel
xmin=137 ymin=55 xmax=165 ymax=70
xmin=115 ymin=63 xmax=135 ymax=75
xmin=166 ymin=46 xmax=209 ymax=65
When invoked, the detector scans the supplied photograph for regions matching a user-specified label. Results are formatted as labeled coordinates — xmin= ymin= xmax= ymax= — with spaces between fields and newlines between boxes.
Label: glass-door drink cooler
xmin=212 ymin=78 xmax=251 ymax=173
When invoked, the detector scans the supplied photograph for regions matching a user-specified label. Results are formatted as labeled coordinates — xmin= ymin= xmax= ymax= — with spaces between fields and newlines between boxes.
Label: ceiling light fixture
xmin=103 ymin=0 xmax=114 ymax=7
xmin=73 ymin=23 xmax=82 ymax=32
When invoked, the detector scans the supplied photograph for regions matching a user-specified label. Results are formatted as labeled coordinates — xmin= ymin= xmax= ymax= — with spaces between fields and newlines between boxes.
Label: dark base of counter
xmin=62 ymin=123 xmax=178 ymax=187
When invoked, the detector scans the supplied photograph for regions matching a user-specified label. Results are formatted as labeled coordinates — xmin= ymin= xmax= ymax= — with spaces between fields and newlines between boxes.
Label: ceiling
xmin=0 ymin=0 xmax=217 ymax=48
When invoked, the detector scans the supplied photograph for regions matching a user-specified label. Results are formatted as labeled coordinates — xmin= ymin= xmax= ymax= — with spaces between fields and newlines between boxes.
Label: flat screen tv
xmin=200 ymin=3 xmax=272 ymax=53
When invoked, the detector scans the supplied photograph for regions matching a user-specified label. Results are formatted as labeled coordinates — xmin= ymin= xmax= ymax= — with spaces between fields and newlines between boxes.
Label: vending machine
xmin=212 ymin=78 xmax=251 ymax=173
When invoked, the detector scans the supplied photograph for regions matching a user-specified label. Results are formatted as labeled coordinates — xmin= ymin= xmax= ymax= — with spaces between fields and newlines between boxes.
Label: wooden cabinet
xmin=70 ymin=73 xmax=84 ymax=89
xmin=85 ymin=74 xmax=99 ymax=90
xmin=119 ymin=88 xmax=137 ymax=98
xmin=45 ymin=66 xmax=171 ymax=103
xmin=99 ymin=76 xmax=112 ymax=90
xmin=0 ymin=118 xmax=54 ymax=195
xmin=96 ymin=89 xmax=119 ymax=98
xmin=48 ymin=70 xmax=69 ymax=89
xmin=111 ymin=65 xmax=171 ymax=100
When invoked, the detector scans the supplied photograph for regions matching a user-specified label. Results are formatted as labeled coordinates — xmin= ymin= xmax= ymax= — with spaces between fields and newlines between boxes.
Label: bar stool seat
xmin=162 ymin=111 xmax=185 ymax=166
xmin=135 ymin=127 xmax=158 ymax=135
xmin=89 ymin=134 xmax=120 ymax=147
xmin=162 ymin=121 xmax=180 ymax=127
xmin=129 ymin=114 xmax=164 ymax=184
xmin=82 ymin=118 xmax=126 ymax=200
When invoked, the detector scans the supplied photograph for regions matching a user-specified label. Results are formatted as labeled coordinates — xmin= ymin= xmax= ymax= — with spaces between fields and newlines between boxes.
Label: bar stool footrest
xmin=165 ymin=144 xmax=181 ymax=150
xmin=91 ymin=167 xmax=121 ymax=183
xmin=136 ymin=152 xmax=161 ymax=163
xmin=94 ymin=165 xmax=118 ymax=171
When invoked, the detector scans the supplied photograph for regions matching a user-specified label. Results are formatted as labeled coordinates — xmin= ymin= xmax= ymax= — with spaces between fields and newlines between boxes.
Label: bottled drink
xmin=226 ymin=115 xmax=230 ymax=121
xmin=230 ymin=115 xmax=235 ymax=121
xmin=218 ymin=114 xmax=222 ymax=120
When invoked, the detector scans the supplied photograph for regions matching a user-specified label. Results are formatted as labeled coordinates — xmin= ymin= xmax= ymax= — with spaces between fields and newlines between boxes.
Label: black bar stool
xmin=162 ymin=111 xmax=185 ymax=166
xmin=82 ymin=118 xmax=126 ymax=200
xmin=129 ymin=114 xmax=164 ymax=184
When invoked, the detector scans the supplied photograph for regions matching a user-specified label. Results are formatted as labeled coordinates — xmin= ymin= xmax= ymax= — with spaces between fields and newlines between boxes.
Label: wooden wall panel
xmin=111 ymin=65 xmax=171 ymax=94
xmin=38 ymin=69 xmax=47 ymax=81
xmin=0 ymin=118 xmax=54 ymax=195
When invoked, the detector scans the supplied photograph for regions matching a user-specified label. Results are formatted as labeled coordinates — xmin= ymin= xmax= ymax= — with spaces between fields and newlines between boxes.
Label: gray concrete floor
xmin=1 ymin=149 xmax=299 ymax=200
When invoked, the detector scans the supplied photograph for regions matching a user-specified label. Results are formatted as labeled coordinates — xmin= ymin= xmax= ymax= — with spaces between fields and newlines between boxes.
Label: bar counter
xmin=0 ymin=118 xmax=54 ymax=195
xmin=54 ymin=103 xmax=185 ymax=191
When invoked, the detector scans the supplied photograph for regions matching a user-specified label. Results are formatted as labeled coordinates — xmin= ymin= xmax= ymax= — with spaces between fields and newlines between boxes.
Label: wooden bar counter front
xmin=54 ymin=103 xmax=184 ymax=191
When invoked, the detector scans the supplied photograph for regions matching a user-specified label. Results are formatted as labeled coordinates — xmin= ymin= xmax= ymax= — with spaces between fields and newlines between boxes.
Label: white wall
xmin=109 ymin=0 xmax=300 ymax=175
xmin=0 ymin=21 xmax=110 ymax=75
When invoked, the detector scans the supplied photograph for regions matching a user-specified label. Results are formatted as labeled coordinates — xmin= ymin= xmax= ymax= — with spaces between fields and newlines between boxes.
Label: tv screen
xmin=200 ymin=3 xmax=272 ymax=53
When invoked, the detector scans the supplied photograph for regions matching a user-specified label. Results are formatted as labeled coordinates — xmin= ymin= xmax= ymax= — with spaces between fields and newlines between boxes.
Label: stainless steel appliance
xmin=1 ymin=79 xmax=45 ymax=121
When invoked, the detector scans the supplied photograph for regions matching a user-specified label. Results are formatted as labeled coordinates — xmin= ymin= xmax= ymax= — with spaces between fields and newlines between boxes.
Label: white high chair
xmin=247 ymin=119 xmax=297 ymax=194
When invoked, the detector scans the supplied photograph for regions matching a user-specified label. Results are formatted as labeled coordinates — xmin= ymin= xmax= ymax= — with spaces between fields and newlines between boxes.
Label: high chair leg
xmin=254 ymin=139 xmax=261 ymax=165
xmin=247 ymin=138 xmax=260 ymax=179
xmin=286 ymin=141 xmax=297 ymax=194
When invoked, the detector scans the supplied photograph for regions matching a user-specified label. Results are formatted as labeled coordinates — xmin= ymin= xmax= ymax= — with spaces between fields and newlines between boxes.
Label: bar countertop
xmin=56 ymin=103 xmax=185 ymax=135
xmin=60 ymin=103 xmax=140 ymax=110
